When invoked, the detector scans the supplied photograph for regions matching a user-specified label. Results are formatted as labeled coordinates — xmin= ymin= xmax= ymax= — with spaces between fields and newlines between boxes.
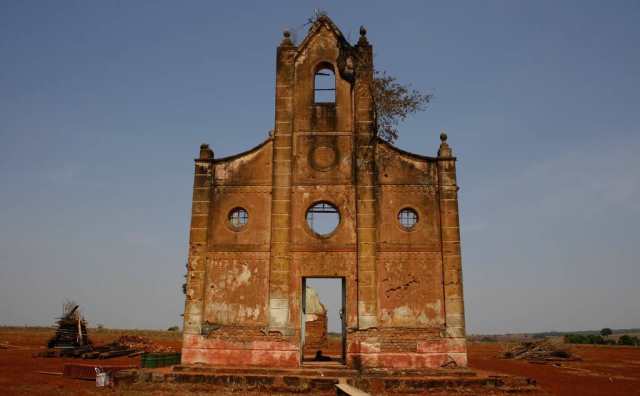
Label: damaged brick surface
xmin=181 ymin=15 xmax=467 ymax=370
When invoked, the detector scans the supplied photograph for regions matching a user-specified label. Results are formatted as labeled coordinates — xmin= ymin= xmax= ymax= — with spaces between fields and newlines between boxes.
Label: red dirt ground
xmin=468 ymin=342 xmax=640 ymax=396
xmin=2 ymin=328 xmax=639 ymax=395
xmin=0 ymin=327 xmax=181 ymax=396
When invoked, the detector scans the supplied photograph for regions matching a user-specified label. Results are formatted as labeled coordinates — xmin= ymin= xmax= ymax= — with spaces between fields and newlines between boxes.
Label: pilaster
xmin=354 ymin=28 xmax=378 ymax=329
xmin=437 ymin=133 xmax=466 ymax=339
xmin=183 ymin=144 xmax=214 ymax=335
xmin=268 ymin=32 xmax=296 ymax=333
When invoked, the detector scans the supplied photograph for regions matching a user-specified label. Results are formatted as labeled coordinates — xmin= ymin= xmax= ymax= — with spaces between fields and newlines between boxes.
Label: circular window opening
xmin=228 ymin=207 xmax=249 ymax=230
xmin=306 ymin=202 xmax=340 ymax=237
xmin=398 ymin=208 xmax=418 ymax=230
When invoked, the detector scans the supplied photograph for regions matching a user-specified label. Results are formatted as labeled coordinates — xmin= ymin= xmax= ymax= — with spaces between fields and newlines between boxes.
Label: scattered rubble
xmin=37 ymin=335 xmax=176 ymax=359
xmin=503 ymin=339 xmax=581 ymax=363
xmin=116 ymin=335 xmax=176 ymax=353
xmin=64 ymin=363 xmax=136 ymax=381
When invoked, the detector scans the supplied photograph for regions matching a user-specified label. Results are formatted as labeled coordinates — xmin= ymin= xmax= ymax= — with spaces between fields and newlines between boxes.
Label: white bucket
xmin=95 ymin=368 xmax=109 ymax=387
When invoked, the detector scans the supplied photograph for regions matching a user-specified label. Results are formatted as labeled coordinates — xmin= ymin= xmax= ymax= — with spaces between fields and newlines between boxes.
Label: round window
xmin=228 ymin=207 xmax=249 ymax=230
xmin=398 ymin=208 xmax=418 ymax=230
xmin=306 ymin=202 xmax=340 ymax=237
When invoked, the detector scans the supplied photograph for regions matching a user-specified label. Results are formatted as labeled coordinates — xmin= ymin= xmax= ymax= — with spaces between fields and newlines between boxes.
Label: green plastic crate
xmin=141 ymin=352 xmax=181 ymax=368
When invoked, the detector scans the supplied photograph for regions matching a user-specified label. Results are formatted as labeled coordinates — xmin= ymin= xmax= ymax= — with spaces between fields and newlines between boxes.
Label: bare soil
xmin=1 ymin=327 xmax=639 ymax=395
xmin=468 ymin=341 xmax=640 ymax=395
xmin=0 ymin=327 xmax=180 ymax=395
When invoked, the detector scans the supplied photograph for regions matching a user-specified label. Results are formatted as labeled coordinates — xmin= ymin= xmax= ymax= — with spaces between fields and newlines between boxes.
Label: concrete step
xmin=173 ymin=364 xmax=358 ymax=378
xmin=131 ymin=368 xmax=538 ymax=394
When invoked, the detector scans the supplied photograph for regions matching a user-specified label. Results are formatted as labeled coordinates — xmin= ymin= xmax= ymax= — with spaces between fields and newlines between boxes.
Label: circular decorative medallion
xmin=310 ymin=145 xmax=338 ymax=171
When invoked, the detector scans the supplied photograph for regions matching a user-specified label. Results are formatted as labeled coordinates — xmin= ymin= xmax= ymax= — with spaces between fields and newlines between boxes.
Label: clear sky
xmin=1 ymin=1 xmax=638 ymax=334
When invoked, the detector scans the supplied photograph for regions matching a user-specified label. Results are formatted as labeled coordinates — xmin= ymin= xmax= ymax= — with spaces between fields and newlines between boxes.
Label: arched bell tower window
xmin=314 ymin=64 xmax=335 ymax=103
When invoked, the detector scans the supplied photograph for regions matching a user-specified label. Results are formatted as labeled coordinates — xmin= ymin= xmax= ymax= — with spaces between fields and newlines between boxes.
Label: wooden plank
xmin=335 ymin=383 xmax=370 ymax=396
xmin=37 ymin=371 xmax=63 ymax=376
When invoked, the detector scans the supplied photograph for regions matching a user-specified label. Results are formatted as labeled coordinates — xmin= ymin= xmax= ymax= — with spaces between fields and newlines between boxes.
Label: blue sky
xmin=1 ymin=1 xmax=638 ymax=334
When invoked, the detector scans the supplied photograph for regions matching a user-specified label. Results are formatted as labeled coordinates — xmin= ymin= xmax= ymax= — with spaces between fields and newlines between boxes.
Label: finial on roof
xmin=358 ymin=25 xmax=369 ymax=46
xmin=199 ymin=143 xmax=214 ymax=160
xmin=314 ymin=9 xmax=328 ymax=21
xmin=438 ymin=130 xmax=452 ymax=157
xmin=280 ymin=29 xmax=294 ymax=46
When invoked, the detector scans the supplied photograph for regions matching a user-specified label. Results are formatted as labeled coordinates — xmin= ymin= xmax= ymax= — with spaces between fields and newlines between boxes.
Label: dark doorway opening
xmin=301 ymin=277 xmax=345 ymax=365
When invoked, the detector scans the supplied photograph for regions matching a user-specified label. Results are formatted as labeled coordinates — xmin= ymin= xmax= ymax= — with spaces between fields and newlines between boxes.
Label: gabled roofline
xmin=294 ymin=15 xmax=353 ymax=57
xmin=204 ymin=136 xmax=273 ymax=164
xmin=376 ymin=137 xmax=443 ymax=162
xmin=205 ymin=135 xmax=448 ymax=165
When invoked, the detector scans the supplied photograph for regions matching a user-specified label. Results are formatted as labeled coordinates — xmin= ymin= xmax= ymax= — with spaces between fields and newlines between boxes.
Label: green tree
xmin=600 ymin=328 xmax=613 ymax=337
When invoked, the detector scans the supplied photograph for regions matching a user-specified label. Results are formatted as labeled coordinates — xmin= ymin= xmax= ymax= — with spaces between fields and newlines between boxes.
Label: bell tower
xmin=269 ymin=16 xmax=379 ymax=335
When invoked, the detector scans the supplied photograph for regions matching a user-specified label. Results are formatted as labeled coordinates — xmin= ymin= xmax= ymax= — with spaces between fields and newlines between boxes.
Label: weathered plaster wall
xmin=376 ymin=142 xmax=437 ymax=185
xmin=203 ymin=141 xmax=273 ymax=326
xmin=292 ymin=134 xmax=353 ymax=185
xmin=203 ymin=252 xmax=269 ymax=325
xmin=208 ymin=186 xmax=271 ymax=250
xmin=378 ymin=252 xmax=444 ymax=327
xmin=374 ymin=142 xmax=446 ymax=329
xmin=214 ymin=140 xmax=273 ymax=185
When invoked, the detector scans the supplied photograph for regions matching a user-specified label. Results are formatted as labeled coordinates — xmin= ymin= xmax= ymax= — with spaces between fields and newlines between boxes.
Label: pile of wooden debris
xmin=503 ymin=339 xmax=581 ymax=363
xmin=37 ymin=302 xmax=176 ymax=359
xmin=46 ymin=302 xmax=90 ymax=350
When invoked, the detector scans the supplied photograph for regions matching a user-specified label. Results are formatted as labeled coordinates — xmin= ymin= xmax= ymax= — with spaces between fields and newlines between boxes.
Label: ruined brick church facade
xmin=182 ymin=16 xmax=467 ymax=369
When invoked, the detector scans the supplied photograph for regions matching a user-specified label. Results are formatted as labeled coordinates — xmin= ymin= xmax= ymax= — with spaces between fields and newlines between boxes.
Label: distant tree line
xmin=617 ymin=335 xmax=640 ymax=346
xmin=564 ymin=334 xmax=611 ymax=345
xmin=564 ymin=328 xmax=640 ymax=346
